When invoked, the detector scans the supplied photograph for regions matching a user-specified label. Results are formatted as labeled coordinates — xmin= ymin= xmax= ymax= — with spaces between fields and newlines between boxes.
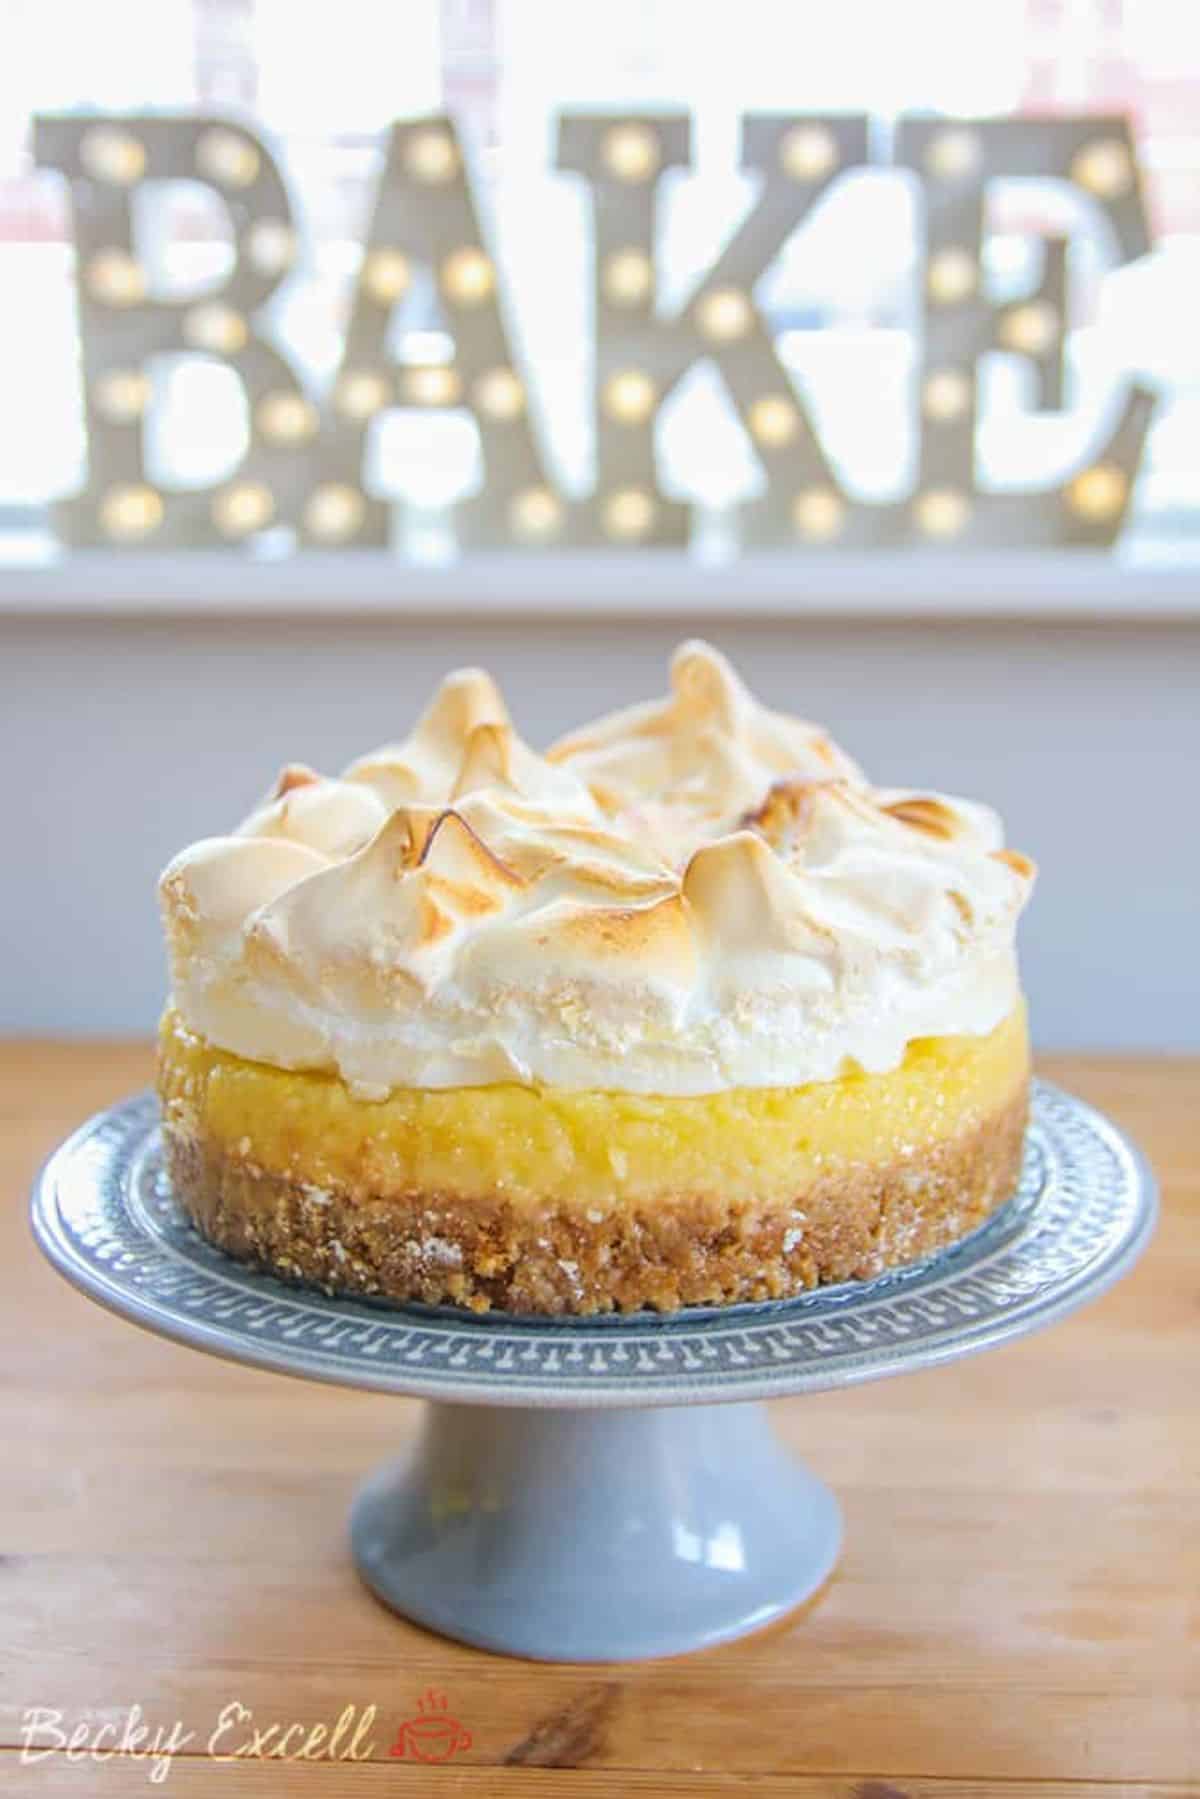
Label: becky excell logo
xmin=20 ymin=1692 xmax=472 ymax=1783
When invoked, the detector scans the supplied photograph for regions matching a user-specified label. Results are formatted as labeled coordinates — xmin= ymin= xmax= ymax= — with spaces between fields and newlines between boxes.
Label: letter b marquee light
xmin=36 ymin=109 xmax=1157 ymax=555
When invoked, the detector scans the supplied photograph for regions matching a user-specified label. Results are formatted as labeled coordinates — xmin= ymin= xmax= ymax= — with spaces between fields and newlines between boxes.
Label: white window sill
xmin=0 ymin=548 xmax=1198 ymax=620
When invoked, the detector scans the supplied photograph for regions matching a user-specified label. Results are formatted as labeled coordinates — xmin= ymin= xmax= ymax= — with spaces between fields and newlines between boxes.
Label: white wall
xmin=3 ymin=614 xmax=1197 ymax=1048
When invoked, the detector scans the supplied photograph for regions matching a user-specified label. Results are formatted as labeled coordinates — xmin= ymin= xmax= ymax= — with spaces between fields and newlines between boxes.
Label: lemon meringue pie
xmin=157 ymin=641 xmax=1034 ymax=1314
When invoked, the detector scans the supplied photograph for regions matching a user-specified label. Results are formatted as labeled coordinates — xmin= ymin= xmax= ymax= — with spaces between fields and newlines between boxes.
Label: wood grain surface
xmin=1 ymin=1041 xmax=1197 ymax=1795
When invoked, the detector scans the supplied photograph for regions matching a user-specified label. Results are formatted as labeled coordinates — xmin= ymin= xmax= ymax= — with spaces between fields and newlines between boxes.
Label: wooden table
xmin=2 ymin=1044 xmax=1196 ymax=1796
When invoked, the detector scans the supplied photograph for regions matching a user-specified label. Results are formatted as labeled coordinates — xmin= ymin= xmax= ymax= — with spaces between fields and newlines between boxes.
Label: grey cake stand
xmin=32 ymin=1081 xmax=1154 ymax=1662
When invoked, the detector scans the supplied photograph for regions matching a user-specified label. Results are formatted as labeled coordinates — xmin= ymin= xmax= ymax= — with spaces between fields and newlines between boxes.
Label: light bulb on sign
xmin=305 ymin=484 xmax=367 ymax=541
xmin=510 ymin=487 xmax=564 ymax=542
xmin=404 ymin=366 xmax=462 ymax=407
xmin=602 ymin=124 xmax=661 ymax=183
xmin=99 ymin=484 xmax=163 ymax=541
xmin=86 ymin=250 xmax=147 ymax=308
xmin=603 ymin=248 xmax=653 ymax=306
xmin=921 ymin=369 xmax=971 ymax=422
xmin=1071 ymin=139 xmax=1133 ymax=199
xmin=362 ymin=250 xmax=411 ymax=304
xmin=779 ymin=124 xmax=837 ymax=182
xmin=80 ymin=126 xmax=145 ymax=185
xmin=791 ymin=487 xmax=844 ymax=541
xmin=196 ymin=128 xmax=261 ymax=189
xmin=246 ymin=220 xmax=296 ymax=276
xmin=748 ymin=395 xmax=799 ymax=448
xmin=93 ymin=370 xmax=151 ymax=422
xmin=183 ymin=304 xmax=248 ymax=355
xmin=696 ymin=288 xmax=752 ymax=343
xmin=256 ymin=391 xmax=318 ymax=445
xmin=914 ymin=488 xmax=971 ymax=538
xmin=1066 ymin=464 xmax=1128 ymax=522
xmin=336 ymin=371 xmax=390 ymax=421
xmin=213 ymin=483 xmax=274 ymax=537
xmin=603 ymin=370 xmax=657 ymax=424
xmin=927 ymin=249 xmax=978 ymax=306
xmin=603 ymin=488 xmax=656 ymax=540
xmin=474 ymin=368 xmax=525 ymax=420
xmin=923 ymin=128 xmax=981 ymax=180
xmin=1000 ymin=302 xmax=1060 ymax=356
xmin=404 ymin=130 xmax=459 ymax=183
xmin=441 ymin=248 xmax=494 ymax=306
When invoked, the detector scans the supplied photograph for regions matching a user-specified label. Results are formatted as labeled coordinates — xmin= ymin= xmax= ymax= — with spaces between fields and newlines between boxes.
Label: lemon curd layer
xmin=158 ymin=1003 xmax=1029 ymax=1212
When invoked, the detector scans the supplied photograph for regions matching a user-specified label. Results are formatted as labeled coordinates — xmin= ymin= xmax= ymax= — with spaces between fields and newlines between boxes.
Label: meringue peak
xmin=417 ymin=806 xmax=524 ymax=903
xmin=269 ymin=762 xmax=322 ymax=798
xmin=548 ymin=638 xmax=863 ymax=850
xmin=418 ymin=665 xmax=510 ymax=749
xmin=450 ymin=717 xmax=601 ymax=820
xmin=342 ymin=665 xmax=510 ymax=808
xmin=683 ymin=830 xmax=830 ymax=959
xmin=669 ymin=639 xmax=748 ymax=731
xmin=237 ymin=770 xmax=390 ymax=859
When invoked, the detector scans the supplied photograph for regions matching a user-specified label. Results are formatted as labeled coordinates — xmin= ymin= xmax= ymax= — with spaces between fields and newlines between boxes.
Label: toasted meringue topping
xmin=237 ymin=772 xmax=391 ymax=859
xmin=160 ymin=643 xmax=1034 ymax=1094
xmin=342 ymin=665 xmax=511 ymax=806
xmin=547 ymin=640 xmax=863 ymax=858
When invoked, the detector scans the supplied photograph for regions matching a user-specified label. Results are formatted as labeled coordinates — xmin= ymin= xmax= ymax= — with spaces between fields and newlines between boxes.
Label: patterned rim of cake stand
xmin=31 ymin=1080 xmax=1155 ymax=1408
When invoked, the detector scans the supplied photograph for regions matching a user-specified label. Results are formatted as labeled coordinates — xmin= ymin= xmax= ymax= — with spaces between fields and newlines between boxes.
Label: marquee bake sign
xmin=37 ymin=110 xmax=1155 ymax=554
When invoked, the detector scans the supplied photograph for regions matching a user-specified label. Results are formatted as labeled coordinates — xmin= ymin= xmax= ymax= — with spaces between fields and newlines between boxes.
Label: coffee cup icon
xmin=388 ymin=1690 xmax=472 ymax=1762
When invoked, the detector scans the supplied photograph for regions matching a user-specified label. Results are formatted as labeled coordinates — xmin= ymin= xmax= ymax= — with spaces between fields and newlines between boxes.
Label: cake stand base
xmin=350 ymin=1400 xmax=842 ymax=1661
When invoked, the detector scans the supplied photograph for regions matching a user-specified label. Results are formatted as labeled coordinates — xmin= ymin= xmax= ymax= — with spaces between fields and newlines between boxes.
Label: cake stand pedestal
xmin=32 ymin=1082 xmax=1154 ymax=1662
xmin=351 ymin=1400 xmax=839 ymax=1659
